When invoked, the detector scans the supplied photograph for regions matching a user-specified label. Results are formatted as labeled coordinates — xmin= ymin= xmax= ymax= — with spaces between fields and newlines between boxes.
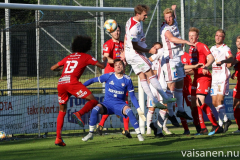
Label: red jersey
xmin=58 ymin=52 xmax=97 ymax=84
xmin=102 ymin=39 xmax=124 ymax=73
xmin=189 ymin=42 xmax=211 ymax=78
xmin=181 ymin=52 xmax=192 ymax=84
xmin=235 ymin=52 xmax=240 ymax=78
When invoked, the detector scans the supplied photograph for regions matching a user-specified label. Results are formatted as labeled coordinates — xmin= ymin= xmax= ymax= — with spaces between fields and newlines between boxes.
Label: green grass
xmin=1 ymin=123 xmax=240 ymax=160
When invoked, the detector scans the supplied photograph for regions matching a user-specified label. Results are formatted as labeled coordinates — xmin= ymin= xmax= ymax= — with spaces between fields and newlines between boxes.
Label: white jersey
xmin=150 ymin=48 xmax=167 ymax=90
xmin=125 ymin=17 xmax=147 ymax=54
xmin=160 ymin=19 xmax=183 ymax=59
xmin=210 ymin=44 xmax=232 ymax=80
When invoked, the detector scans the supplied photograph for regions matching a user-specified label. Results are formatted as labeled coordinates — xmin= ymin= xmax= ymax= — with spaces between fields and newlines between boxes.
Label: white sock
xmin=174 ymin=88 xmax=184 ymax=112
xmin=166 ymin=90 xmax=174 ymax=116
xmin=89 ymin=125 xmax=95 ymax=132
xmin=156 ymin=110 xmax=164 ymax=134
xmin=160 ymin=110 xmax=168 ymax=128
xmin=149 ymin=75 xmax=169 ymax=100
xmin=147 ymin=110 xmax=154 ymax=134
xmin=135 ymin=127 xmax=141 ymax=134
xmin=217 ymin=105 xmax=228 ymax=124
xmin=141 ymin=80 xmax=158 ymax=102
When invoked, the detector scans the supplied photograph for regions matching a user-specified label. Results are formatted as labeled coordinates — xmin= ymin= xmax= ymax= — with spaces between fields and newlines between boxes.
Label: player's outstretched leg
xmin=55 ymin=110 xmax=66 ymax=146
xmin=82 ymin=106 xmax=101 ymax=142
xmin=148 ymin=75 xmax=176 ymax=104
xmin=140 ymin=79 xmax=167 ymax=109
xmin=73 ymin=99 xmax=98 ymax=127
xmin=125 ymin=108 xmax=144 ymax=141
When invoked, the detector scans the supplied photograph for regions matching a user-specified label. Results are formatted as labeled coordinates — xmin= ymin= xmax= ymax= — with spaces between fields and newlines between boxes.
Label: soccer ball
xmin=0 ymin=131 xmax=6 ymax=139
xmin=104 ymin=19 xmax=117 ymax=33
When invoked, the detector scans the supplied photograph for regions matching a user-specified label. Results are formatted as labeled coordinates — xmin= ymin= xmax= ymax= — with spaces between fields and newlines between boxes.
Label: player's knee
xmin=124 ymin=107 xmax=132 ymax=115
xmin=92 ymin=106 xmax=101 ymax=114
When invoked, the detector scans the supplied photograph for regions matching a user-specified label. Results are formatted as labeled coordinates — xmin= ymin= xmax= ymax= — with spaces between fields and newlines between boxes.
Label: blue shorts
xmin=101 ymin=100 xmax=128 ymax=118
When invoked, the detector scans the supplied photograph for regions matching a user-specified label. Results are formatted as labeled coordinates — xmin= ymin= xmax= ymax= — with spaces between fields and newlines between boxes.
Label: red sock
xmin=78 ymin=99 xmax=98 ymax=116
xmin=123 ymin=117 xmax=129 ymax=130
xmin=234 ymin=108 xmax=240 ymax=129
xmin=201 ymin=103 xmax=218 ymax=126
xmin=180 ymin=117 xmax=189 ymax=131
xmin=197 ymin=106 xmax=206 ymax=129
xmin=123 ymin=100 xmax=130 ymax=130
xmin=191 ymin=107 xmax=199 ymax=126
xmin=99 ymin=115 xmax=109 ymax=127
xmin=56 ymin=111 xmax=66 ymax=139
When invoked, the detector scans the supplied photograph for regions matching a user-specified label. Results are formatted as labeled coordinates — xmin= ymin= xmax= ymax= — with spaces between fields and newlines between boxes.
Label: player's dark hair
xmin=236 ymin=35 xmax=240 ymax=41
xmin=71 ymin=35 xmax=92 ymax=53
xmin=114 ymin=59 xmax=124 ymax=66
xmin=134 ymin=5 xmax=149 ymax=15
xmin=152 ymin=42 xmax=163 ymax=48
xmin=117 ymin=25 xmax=121 ymax=31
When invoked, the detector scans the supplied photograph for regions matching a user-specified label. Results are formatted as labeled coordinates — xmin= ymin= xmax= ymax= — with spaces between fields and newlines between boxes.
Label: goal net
xmin=0 ymin=1 xmax=140 ymax=136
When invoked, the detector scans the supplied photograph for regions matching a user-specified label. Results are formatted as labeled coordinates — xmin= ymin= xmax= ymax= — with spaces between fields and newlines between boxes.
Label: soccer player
xmin=124 ymin=4 xmax=176 ymax=110
xmin=82 ymin=59 xmax=146 ymax=141
xmin=96 ymin=25 xmax=131 ymax=138
xmin=230 ymin=35 xmax=240 ymax=134
xmin=51 ymin=35 xmax=108 ymax=146
xmin=210 ymin=29 xmax=233 ymax=133
xmin=160 ymin=5 xmax=194 ymax=126
xmin=180 ymin=52 xmax=193 ymax=135
xmin=147 ymin=42 xmax=172 ymax=137
xmin=188 ymin=27 xmax=222 ymax=135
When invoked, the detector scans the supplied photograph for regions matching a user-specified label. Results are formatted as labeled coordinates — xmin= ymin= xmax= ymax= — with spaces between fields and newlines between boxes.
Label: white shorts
xmin=161 ymin=56 xmax=185 ymax=83
xmin=125 ymin=52 xmax=152 ymax=75
xmin=211 ymin=78 xmax=229 ymax=96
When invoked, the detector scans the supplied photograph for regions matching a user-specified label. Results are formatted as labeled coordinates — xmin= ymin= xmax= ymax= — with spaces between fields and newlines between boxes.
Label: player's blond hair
xmin=163 ymin=8 xmax=174 ymax=16
xmin=189 ymin=27 xmax=200 ymax=35
xmin=236 ymin=35 xmax=240 ymax=41
xmin=134 ymin=5 xmax=149 ymax=15
xmin=216 ymin=29 xmax=225 ymax=37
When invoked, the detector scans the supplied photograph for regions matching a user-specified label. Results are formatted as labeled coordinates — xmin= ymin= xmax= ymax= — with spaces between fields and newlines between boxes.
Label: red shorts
xmin=191 ymin=76 xmax=211 ymax=96
xmin=183 ymin=84 xmax=192 ymax=107
xmin=233 ymin=83 xmax=240 ymax=99
xmin=57 ymin=82 xmax=92 ymax=105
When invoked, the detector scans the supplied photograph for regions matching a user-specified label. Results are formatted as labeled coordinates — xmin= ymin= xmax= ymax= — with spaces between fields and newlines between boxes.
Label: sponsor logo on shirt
xmin=138 ymin=63 xmax=145 ymax=68
xmin=109 ymin=81 xmax=114 ymax=85
xmin=103 ymin=47 xmax=108 ymax=51
xmin=121 ymin=83 xmax=125 ymax=87
xmin=108 ymin=88 xmax=124 ymax=94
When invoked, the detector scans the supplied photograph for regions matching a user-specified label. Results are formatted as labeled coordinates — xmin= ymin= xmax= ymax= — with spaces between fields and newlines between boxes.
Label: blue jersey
xmin=98 ymin=72 xmax=134 ymax=102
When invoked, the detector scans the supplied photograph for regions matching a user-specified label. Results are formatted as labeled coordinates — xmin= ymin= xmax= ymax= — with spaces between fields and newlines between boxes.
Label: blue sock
xmin=89 ymin=106 xmax=100 ymax=127
xmin=125 ymin=108 xmax=139 ymax=129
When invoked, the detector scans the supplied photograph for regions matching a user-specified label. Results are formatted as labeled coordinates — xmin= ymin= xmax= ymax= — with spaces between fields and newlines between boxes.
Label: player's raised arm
xmin=94 ymin=56 xmax=108 ymax=69
xmin=51 ymin=63 xmax=63 ymax=71
xmin=165 ymin=31 xmax=195 ymax=46
xmin=84 ymin=73 xmax=110 ymax=86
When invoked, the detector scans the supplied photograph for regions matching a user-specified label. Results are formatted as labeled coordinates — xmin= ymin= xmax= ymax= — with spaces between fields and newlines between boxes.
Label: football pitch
xmin=1 ymin=123 xmax=239 ymax=160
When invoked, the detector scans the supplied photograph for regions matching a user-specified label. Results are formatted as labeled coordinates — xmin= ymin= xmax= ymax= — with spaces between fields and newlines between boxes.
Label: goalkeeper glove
xmin=137 ymin=108 xmax=146 ymax=121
